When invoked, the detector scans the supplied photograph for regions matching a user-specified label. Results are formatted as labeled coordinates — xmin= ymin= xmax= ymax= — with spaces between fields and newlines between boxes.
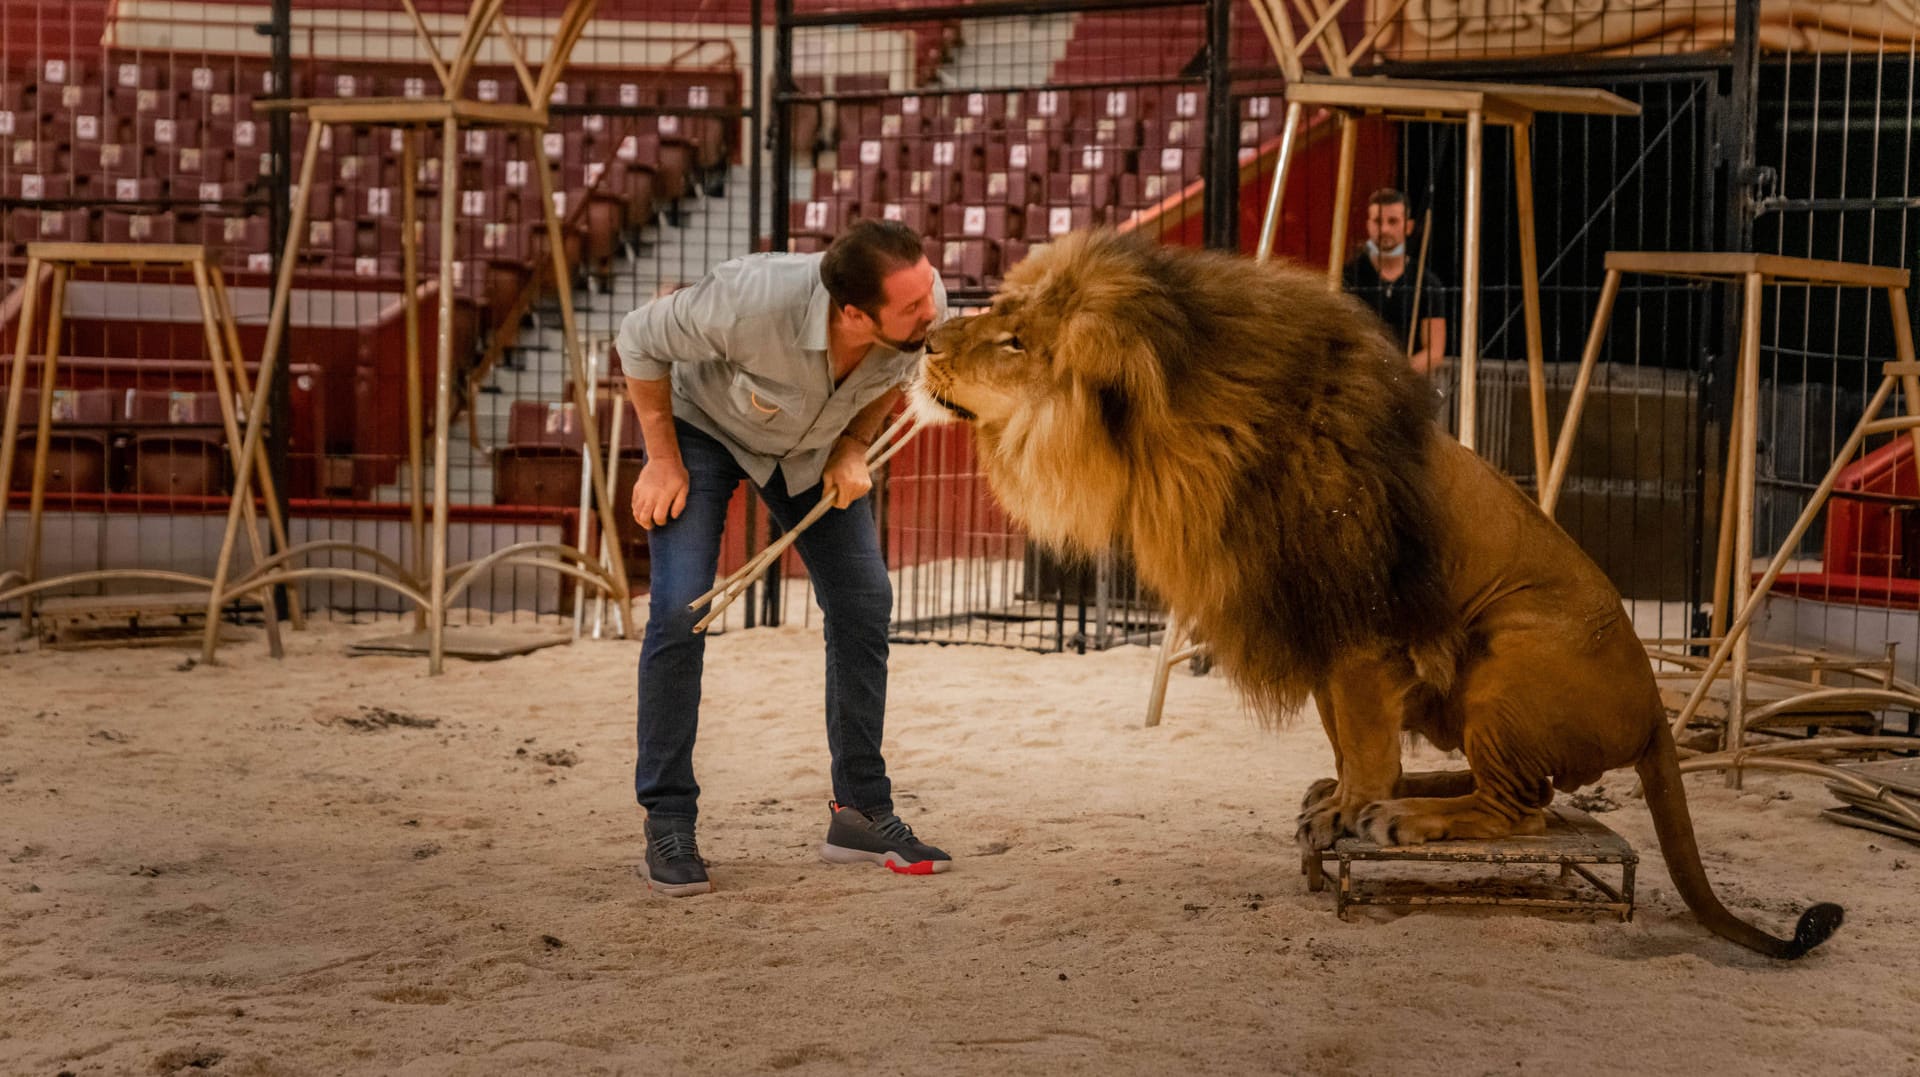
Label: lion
xmin=913 ymin=229 xmax=1842 ymax=959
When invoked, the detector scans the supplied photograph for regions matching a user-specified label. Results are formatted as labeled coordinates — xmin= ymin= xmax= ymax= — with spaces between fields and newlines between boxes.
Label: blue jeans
xmin=635 ymin=420 xmax=894 ymax=822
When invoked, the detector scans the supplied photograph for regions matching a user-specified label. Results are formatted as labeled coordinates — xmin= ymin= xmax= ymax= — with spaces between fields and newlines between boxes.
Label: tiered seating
xmin=1051 ymin=11 xmax=1205 ymax=83
xmin=494 ymin=394 xmax=642 ymax=506
xmin=784 ymin=2 xmax=1314 ymax=288
xmin=1 ymin=51 xmax=741 ymax=505
xmin=3 ymin=385 xmax=228 ymax=496
xmin=790 ymin=85 xmax=1293 ymax=289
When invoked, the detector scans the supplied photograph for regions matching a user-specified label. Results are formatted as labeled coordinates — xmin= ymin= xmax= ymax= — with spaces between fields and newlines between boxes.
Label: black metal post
xmin=771 ymin=0 xmax=794 ymax=253
xmin=750 ymin=0 xmax=764 ymax=250
xmin=263 ymin=0 xmax=294 ymax=618
xmin=1202 ymin=0 xmax=1236 ymax=249
xmin=1693 ymin=0 xmax=1760 ymax=642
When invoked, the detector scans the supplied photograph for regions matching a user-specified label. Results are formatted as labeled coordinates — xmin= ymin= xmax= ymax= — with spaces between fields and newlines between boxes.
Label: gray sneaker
xmin=640 ymin=816 xmax=713 ymax=897
xmin=818 ymin=802 xmax=952 ymax=875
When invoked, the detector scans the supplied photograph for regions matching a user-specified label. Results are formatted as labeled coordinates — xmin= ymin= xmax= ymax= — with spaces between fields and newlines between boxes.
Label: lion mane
xmin=917 ymin=229 xmax=1454 ymax=721
xmin=916 ymin=229 xmax=1843 ymax=960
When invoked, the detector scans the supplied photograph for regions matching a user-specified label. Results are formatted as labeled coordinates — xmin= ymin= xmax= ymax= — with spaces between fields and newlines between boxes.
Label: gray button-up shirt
xmin=615 ymin=252 xmax=948 ymax=492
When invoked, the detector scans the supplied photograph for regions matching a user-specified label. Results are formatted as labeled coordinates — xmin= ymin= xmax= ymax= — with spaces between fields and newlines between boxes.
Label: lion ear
xmin=1055 ymin=310 xmax=1169 ymax=394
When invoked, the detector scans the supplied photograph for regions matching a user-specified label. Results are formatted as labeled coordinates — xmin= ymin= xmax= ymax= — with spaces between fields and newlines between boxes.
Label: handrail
xmin=1120 ymin=105 xmax=1339 ymax=243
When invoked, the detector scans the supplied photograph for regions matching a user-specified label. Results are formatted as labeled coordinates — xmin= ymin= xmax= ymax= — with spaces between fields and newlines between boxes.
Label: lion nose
xmin=928 ymin=318 xmax=968 ymax=354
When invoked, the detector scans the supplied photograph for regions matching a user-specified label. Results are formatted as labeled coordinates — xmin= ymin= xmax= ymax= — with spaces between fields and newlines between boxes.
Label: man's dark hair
xmin=1368 ymin=187 xmax=1410 ymax=211
xmin=820 ymin=219 xmax=927 ymax=317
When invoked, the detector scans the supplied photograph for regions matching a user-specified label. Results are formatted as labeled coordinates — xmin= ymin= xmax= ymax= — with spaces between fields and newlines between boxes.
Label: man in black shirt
xmin=1341 ymin=188 xmax=1449 ymax=375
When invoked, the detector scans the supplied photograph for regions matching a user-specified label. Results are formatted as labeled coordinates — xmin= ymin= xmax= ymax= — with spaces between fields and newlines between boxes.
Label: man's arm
xmin=615 ymin=275 xmax=737 ymax=530
xmin=624 ymin=376 xmax=689 ymax=530
xmin=821 ymin=387 xmax=902 ymax=509
xmin=1412 ymin=316 xmax=1447 ymax=375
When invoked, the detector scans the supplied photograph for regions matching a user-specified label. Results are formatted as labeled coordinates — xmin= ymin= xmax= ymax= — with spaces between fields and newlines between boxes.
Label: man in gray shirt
xmin=616 ymin=220 xmax=952 ymax=896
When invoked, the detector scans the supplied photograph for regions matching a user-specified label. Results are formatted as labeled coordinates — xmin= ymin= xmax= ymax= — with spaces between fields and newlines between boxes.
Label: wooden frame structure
xmin=203 ymin=0 xmax=632 ymax=673
xmin=0 ymin=242 xmax=301 ymax=650
xmin=1244 ymin=1 xmax=1639 ymax=464
xmin=1543 ymin=252 xmax=1920 ymax=785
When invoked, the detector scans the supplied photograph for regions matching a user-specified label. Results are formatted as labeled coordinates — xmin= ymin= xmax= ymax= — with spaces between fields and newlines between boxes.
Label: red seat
xmin=939 ymin=238 xmax=999 ymax=288
xmin=8 ymin=174 xmax=76 ymax=200
xmin=5 ymin=387 xmax=116 ymax=495
xmin=101 ymin=211 xmax=176 ymax=243
xmin=1026 ymin=204 xmax=1092 ymax=241
xmin=7 ymin=208 xmax=90 ymax=246
xmin=494 ymin=400 xmax=589 ymax=506
xmin=940 ymin=204 xmax=1011 ymax=241
xmin=125 ymin=389 xmax=228 ymax=496
xmin=878 ymin=202 xmax=931 ymax=232
xmin=47 ymin=83 xmax=103 ymax=119
xmin=112 ymin=61 xmax=164 ymax=91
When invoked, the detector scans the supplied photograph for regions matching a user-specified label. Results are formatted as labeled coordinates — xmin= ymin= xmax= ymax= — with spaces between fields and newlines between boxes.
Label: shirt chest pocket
xmin=726 ymin=370 xmax=813 ymax=444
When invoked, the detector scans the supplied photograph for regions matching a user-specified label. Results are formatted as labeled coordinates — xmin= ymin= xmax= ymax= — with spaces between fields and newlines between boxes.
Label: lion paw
xmin=1356 ymin=802 xmax=1426 ymax=847
xmin=1295 ymin=798 xmax=1362 ymax=851
xmin=1300 ymin=777 xmax=1339 ymax=814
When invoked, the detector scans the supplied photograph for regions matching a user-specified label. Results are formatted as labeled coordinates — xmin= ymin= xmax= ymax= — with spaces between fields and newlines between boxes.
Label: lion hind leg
xmin=1354 ymin=792 xmax=1547 ymax=847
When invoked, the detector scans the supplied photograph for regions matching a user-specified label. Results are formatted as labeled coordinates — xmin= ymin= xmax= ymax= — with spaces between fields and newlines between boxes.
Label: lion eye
xmin=1004 ymin=335 xmax=1023 ymax=352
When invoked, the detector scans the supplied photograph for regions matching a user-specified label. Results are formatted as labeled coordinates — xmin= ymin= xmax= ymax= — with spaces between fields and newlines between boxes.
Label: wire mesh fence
xmin=2 ymin=0 xmax=1917 ymax=676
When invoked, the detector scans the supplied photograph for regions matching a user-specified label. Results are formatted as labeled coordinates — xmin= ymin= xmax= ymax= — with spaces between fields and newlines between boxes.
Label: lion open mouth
xmin=929 ymin=392 xmax=977 ymax=422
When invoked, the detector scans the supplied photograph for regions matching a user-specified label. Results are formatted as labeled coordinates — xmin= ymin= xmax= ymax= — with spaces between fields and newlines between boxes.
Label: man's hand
xmin=823 ymin=436 xmax=872 ymax=509
xmin=631 ymin=456 xmax=690 ymax=530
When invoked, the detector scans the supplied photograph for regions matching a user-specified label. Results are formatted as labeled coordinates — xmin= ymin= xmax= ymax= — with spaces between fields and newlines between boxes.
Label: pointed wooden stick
xmin=688 ymin=415 xmax=916 ymax=611
xmin=690 ymin=419 xmax=923 ymax=633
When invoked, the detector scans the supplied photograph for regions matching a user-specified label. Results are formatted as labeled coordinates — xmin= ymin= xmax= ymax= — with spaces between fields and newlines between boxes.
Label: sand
xmin=2 ymin=618 xmax=1917 ymax=1076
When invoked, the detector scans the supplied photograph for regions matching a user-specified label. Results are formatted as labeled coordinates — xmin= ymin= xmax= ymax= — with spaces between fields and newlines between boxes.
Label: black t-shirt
xmin=1342 ymin=252 xmax=1450 ymax=355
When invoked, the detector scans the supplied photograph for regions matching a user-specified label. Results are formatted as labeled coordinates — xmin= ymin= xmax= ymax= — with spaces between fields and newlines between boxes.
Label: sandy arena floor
xmin=2 ymin=619 xmax=1917 ymax=1075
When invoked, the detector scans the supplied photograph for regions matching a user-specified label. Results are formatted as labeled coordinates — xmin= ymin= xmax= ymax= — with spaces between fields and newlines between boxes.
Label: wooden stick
xmin=0 ymin=256 xmax=44 ymax=567
xmin=1539 ymin=268 xmax=1621 ymax=516
xmin=203 ymin=120 xmax=326 ymax=663
xmin=1143 ymin=618 xmax=1189 ymax=727
xmin=401 ymin=127 xmax=428 ymax=628
xmin=1246 ymin=0 xmax=1303 ymax=82
xmin=690 ymin=421 xmax=922 ymax=633
xmin=1294 ymin=0 xmax=1353 ymax=65
xmin=571 ymin=337 xmax=602 ymax=641
xmin=1254 ymin=101 xmax=1305 ymax=265
xmin=689 ymin=416 xmax=918 ymax=610
xmin=534 ymin=126 xmax=635 ymax=640
xmin=1725 ymin=270 xmax=1763 ymax=782
xmin=1513 ymin=120 xmax=1550 ymax=486
xmin=1346 ymin=0 xmax=1412 ymax=69
xmin=190 ymin=258 xmax=284 ymax=659
xmin=1457 ymin=107 xmax=1484 ymax=452
xmin=1325 ymin=113 xmax=1358 ymax=291
xmin=1890 ymin=287 xmax=1920 ymax=487
xmin=1709 ymin=370 xmax=1743 ymax=639
xmin=1668 ymin=376 xmax=1900 ymax=742
xmin=427 ymin=115 xmax=461 ymax=674
xmin=1287 ymin=0 xmax=1350 ymax=75
xmin=593 ymin=369 xmax=627 ymax=639
xmin=691 ymin=426 xmax=920 ymax=633
xmin=536 ymin=0 xmax=601 ymax=106
xmin=20 ymin=264 xmax=66 ymax=631
xmin=489 ymin=5 xmax=541 ymax=106
xmin=1405 ymin=205 xmax=1433 ymax=361
xmin=208 ymin=267 xmax=306 ymax=630
xmin=399 ymin=0 xmax=452 ymax=89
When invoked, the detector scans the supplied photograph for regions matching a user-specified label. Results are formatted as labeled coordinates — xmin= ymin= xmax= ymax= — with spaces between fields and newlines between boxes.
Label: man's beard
xmin=876 ymin=327 xmax=930 ymax=352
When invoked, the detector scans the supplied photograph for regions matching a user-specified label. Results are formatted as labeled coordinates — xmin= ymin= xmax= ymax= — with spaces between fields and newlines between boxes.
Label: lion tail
xmin=1633 ymin=723 xmax=1843 ymax=959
